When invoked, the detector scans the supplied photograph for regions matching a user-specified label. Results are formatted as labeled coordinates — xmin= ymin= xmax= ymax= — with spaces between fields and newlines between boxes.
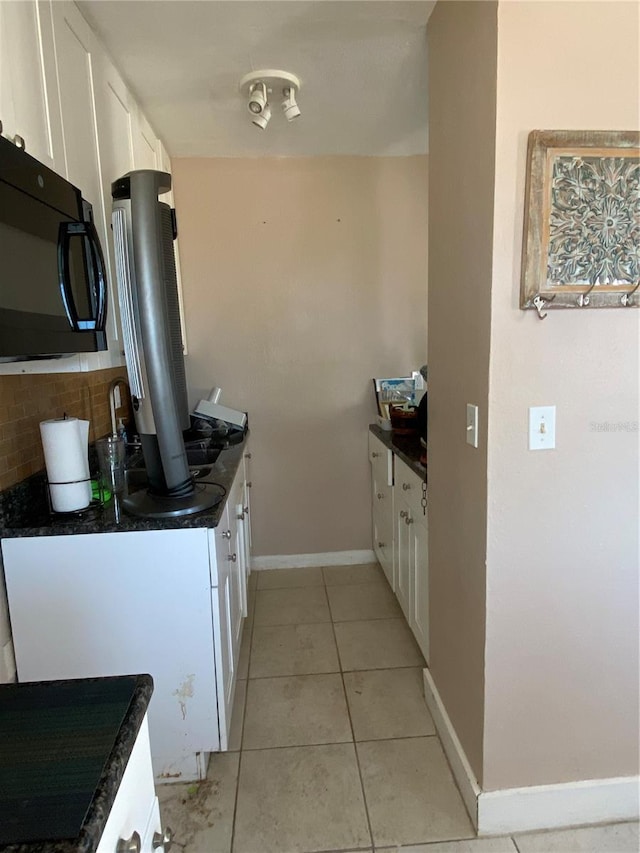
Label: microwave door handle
xmin=57 ymin=221 xmax=107 ymax=332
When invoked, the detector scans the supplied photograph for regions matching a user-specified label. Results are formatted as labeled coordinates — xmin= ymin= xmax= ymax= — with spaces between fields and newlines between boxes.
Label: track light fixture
xmin=239 ymin=70 xmax=301 ymax=131
xmin=282 ymin=87 xmax=300 ymax=121
xmin=252 ymin=101 xmax=271 ymax=130
xmin=247 ymin=82 xmax=267 ymax=116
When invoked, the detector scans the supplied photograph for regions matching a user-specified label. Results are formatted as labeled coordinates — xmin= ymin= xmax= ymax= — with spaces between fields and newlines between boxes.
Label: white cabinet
xmin=368 ymin=432 xmax=394 ymax=588
xmin=369 ymin=433 xmax=429 ymax=663
xmin=394 ymin=457 xmax=429 ymax=663
xmin=96 ymin=715 xmax=162 ymax=853
xmin=0 ymin=0 xmax=64 ymax=173
xmin=2 ymin=459 xmax=250 ymax=783
xmin=0 ymin=0 xmax=186 ymax=374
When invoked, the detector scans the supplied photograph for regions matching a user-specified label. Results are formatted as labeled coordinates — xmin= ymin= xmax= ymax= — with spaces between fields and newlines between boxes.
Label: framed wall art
xmin=520 ymin=130 xmax=640 ymax=317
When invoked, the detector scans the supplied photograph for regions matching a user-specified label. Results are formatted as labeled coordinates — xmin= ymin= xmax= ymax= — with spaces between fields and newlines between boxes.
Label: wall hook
xmin=621 ymin=281 xmax=640 ymax=306
xmin=533 ymin=295 xmax=549 ymax=319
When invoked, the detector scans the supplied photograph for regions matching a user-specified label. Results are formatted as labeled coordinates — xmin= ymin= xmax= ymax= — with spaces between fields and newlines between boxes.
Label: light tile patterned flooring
xmin=157 ymin=564 xmax=639 ymax=853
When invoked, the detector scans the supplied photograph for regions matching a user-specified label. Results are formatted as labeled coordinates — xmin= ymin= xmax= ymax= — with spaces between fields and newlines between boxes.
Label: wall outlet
xmin=529 ymin=405 xmax=556 ymax=450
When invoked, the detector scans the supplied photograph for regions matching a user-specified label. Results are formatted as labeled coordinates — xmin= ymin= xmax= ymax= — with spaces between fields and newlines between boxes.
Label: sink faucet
xmin=108 ymin=377 xmax=130 ymax=437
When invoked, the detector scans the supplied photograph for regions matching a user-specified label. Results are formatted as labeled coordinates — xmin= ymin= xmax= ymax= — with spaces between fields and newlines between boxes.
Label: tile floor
xmin=157 ymin=564 xmax=639 ymax=853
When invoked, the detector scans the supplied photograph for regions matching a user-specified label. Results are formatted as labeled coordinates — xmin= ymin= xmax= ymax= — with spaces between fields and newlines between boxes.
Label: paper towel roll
xmin=40 ymin=418 xmax=92 ymax=513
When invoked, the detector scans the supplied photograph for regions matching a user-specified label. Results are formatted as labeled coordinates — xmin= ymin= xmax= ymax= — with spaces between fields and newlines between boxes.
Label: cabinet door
xmin=133 ymin=108 xmax=159 ymax=170
xmin=91 ymin=48 xmax=137 ymax=359
xmin=51 ymin=0 xmax=116 ymax=370
xmin=210 ymin=526 xmax=234 ymax=752
xmin=395 ymin=494 xmax=411 ymax=621
xmin=96 ymin=715 xmax=158 ymax=853
xmin=369 ymin=433 xmax=394 ymax=586
xmin=0 ymin=0 xmax=64 ymax=172
xmin=409 ymin=516 xmax=429 ymax=663
xmin=2 ymin=529 xmax=220 ymax=780
xmin=242 ymin=446 xmax=253 ymax=558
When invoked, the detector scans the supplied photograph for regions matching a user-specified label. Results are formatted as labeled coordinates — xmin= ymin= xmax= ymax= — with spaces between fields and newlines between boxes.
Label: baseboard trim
xmin=252 ymin=550 xmax=376 ymax=571
xmin=422 ymin=667 xmax=480 ymax=827
xmin=422 ymin=667 xmax=640 ymax=835
xmin=478 ymin=775 xmax=640 ymax=836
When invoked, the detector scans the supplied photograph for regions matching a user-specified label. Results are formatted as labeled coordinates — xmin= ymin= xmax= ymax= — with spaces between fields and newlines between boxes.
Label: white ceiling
xmin=78 ymin=1 xmax=435 ymax=158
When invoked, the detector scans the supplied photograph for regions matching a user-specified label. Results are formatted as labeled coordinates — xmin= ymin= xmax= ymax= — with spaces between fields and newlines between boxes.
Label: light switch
xmin=529 ymin=406 xmax=556 ymax=450
xmin=466 ymin=404 xmax=479 ymax=448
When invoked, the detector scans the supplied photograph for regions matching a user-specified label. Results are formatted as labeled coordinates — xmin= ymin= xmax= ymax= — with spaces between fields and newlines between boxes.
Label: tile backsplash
xmin=0 ymin=367 xmax=132 ymax=491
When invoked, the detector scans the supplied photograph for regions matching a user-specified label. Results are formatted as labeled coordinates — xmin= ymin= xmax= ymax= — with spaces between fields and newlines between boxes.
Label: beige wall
xmin=172 ymin=156 xmax=428 ymax=556
xmin=483 ymin=1 xmax=640 ymax=789
xmin=427 ymin=1 xmax=498 ymax=785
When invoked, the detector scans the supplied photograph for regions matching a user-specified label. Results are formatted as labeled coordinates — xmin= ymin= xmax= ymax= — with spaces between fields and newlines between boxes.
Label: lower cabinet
xmin=369 ymin=433 xmax=429 ymax=663
xmin=96 ymin=714 xmax=164 ymax=853
xmin=368 ymin=432 xmax=394 ymax=588
xmin=1 ymin=467 xmax=250 ymax=784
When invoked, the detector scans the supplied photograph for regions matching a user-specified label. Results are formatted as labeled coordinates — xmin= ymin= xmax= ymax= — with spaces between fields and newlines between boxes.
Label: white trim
xmin=423 ymin=667 xmax=480 ymax=827
xmin=252 ymin=550 xmax=376 ymax=571
xmin=478 ymin=775 xmax=640 ymax=836
xmin=422 ymin=668 xmax=640 ymax=836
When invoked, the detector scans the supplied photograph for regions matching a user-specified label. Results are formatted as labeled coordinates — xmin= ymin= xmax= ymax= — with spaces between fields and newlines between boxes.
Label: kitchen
xmin=0 ymin=2 xmax=639 ymax=852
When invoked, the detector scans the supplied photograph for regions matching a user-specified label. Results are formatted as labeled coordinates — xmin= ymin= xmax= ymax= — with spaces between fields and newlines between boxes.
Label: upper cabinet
xmin=0 ymin=0 xmax=184 ymax=374
xmin=133 ymin=108 xmax=159 ymax=171
xmin=0 ymin=1 xmax=64 ymax=173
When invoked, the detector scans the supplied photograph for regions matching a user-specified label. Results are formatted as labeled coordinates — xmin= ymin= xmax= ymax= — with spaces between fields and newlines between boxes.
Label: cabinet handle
xmin=13 ymin=134 xmax=26 ymax=151
xmin=405 ymin=516 xmax=414 ymax=525
xmin=244 ymin=452 xmax=252 ymax=459
xmin=229 ymin=553 xmax=237 ymax=562
xmin=221 ymin=529 xmax=231 ymax=540
xmin=153 ymin=826 xmax=174 ymax=851
xmin=243 ymin=506 xmax=249 ymax=514
xmin=371 ymin=452 xmax=380 ymax=458
xmin=402 ymin=482 xmax=411 ymax=491
xmin=377 ymin=492 xmax=384 ymax=500
xmin=237 ymin=512 xmax=245 ymax=521
xmin=377 ymin=541 xmax=385 ymax=548
xmin=399 ymin=510 xmax=408 ymax=518
xmin=117 ymin=831 xmax=141 ymax=853
xmin=246 ymin=481 xmax=252 ymax=488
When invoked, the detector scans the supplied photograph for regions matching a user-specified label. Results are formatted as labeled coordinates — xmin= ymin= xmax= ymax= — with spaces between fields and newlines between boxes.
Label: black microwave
xmin=0 ymin=134 xmax=107 ymax=361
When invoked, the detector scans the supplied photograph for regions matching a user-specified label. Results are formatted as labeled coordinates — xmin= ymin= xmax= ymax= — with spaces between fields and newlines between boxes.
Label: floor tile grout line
xmin=244 ymin=663 xmax=426 ymax=682
xmin=239 ymin=733 xmax=439 ymax=753
xmin=325 ymin=575 xmax=377 ymax=852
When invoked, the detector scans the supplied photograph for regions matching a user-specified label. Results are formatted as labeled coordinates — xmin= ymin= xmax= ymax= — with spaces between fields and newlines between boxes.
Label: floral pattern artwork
xmin=547 ymin=155 xmax=640 ymax=287
xmin=520 ymin=131 xmax=640 ymax=312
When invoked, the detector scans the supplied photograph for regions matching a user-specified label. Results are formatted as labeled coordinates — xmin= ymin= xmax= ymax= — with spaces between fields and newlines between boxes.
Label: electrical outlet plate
xmin=529 ymin=405 xmax=556 ymax=450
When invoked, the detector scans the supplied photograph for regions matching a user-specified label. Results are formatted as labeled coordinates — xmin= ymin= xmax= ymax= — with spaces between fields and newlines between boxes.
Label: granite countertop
xmin=0 ymin=674 xmax=153 ymax=853
xmin=369 ymin=424 xmax=426 ymax=481
xmin=0 ymin=439 xmax=246 ymax=539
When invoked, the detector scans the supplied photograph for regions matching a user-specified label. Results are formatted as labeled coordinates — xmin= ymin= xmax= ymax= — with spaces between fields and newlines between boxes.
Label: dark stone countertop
xmin=0 ymin=674 xmax=153 ymax=853
xmin=369 ymin=424 xmax=426 ymax=482
xmin=0 ymin=439 xmax=246 ymax=539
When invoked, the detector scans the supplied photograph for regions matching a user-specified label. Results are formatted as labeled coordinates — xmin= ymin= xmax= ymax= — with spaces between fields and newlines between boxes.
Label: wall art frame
xmin=520 ymin=130 xmax=640 ymax=318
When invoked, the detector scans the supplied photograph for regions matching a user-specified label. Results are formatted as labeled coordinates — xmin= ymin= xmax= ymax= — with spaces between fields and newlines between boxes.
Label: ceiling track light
xmin=252 ymin=102 xmax=271 ymax=130
xmin=248 ymin=82 xmax=267 ymax=116
xmin=239 ymin=70 xmax=301 ymax=131
xmin=282 ymin=87 xmax=300 ymax=121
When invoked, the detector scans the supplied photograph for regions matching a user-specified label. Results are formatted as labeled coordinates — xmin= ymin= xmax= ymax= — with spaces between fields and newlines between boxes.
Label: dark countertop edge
xmin=0 ymin=439 xmax=246 ymax=539
xmin=369 ymin=424 xmax=426 ymax=481
xmin=0 ymin=674 xmax=154 ymax=853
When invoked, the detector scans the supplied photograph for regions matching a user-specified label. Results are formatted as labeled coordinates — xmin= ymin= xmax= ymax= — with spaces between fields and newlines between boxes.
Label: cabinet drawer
xmin=368 ymin=432 xmax=393 ymax=487
xmin=395 ymin=457 xmax=426 ymax=522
